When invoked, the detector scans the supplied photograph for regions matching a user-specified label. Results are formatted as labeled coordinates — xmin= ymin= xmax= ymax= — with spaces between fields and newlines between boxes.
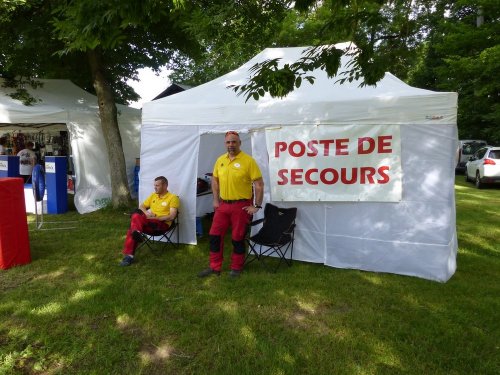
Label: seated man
xmin=120 ymin=176 xmax=179 ymax=266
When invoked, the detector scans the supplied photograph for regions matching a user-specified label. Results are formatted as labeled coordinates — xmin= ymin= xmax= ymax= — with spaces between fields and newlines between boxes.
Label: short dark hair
xmin=26 ymin=141 xmax=35 ymax=148
xmin=155 ymin=176 xmax=168 ymax=185
xmin=225 ymin=131 xmax=240 ymax=138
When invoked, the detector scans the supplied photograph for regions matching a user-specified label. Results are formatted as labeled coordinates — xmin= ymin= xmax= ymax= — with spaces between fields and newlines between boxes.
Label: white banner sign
xmin=0 ymin=160 xmax=7 ymax=171
xmin=45 ymin=162 xmax=56 ymax=174
xmin=266 ymin=124 xmax=402 ymax=202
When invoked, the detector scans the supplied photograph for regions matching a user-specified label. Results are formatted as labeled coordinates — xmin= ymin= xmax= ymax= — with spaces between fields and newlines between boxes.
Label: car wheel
xmin=475 ymin=171 xmax=483 ymax=189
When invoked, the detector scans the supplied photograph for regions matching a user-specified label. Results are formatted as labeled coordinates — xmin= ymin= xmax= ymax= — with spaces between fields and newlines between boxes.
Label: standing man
xmin=0 ymin=137 xmax=7 ymax=155
xmin=120 ymin=176 xmax=179 ymax=266
xmin=198 ymin=131 xmax=264 ymax=278
xmin=17 ymin=141 xmax=37 ymax=182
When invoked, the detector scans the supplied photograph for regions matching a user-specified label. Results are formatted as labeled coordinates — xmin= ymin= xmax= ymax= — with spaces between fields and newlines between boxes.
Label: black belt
xmin=220 ymin=199 xmax=250 ymax=204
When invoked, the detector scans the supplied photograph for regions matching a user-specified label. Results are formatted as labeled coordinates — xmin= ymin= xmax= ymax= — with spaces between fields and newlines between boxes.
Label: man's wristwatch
xmin=254 ymin=204 xmax=262 ymax=209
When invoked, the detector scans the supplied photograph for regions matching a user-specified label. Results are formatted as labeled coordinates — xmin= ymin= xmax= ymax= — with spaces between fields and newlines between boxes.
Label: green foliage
xmin=0 ymin=0 xmax=28 ymax=22
xmin=0 ymin=0 xmax=201 ymax=104
xmin=181 ymin=0 xmax=498 ymax=146
xmin=52 ymin=0 xmax=182 ymax=53
xmin=409 ymin=0 xmax=500 ymax=144
xmin=48 ymin=0 xmax=202 ymax=104
xmin=168 ymin=0 xmax=290 ymax=86
xmin=229 ymin=57 xmax=315 ymax=102
xmin=217 ymin=1 xmax=440 ymax=100
xmin=0 ymin=0 xmax=206 ymax=208
xmin=1 ymin=77 xmax=43 ymax=106
xmin=0 ymin=0 xmax=111 ymax=101
xmin=1 ymin=1 xmax=497 ymax=141
xmin=229 ymin=46 xmax=351 ymax=101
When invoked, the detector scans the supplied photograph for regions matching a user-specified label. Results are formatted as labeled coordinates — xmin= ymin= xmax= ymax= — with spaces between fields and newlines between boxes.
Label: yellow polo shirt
xmin=213 ymin=151 xmax=262 ymax=200
xmin=143 ymin=191 xmax=180 ymax=225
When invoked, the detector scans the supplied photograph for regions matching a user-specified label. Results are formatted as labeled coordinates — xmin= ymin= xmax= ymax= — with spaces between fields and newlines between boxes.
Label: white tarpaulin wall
xmin=141 ymin=43 xmax=458 ymax=282
xmin=0 ymin=79 xmax=141 ymax=213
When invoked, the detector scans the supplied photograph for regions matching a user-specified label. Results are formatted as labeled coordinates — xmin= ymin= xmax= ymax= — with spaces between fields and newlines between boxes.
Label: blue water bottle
xmin=134 ymin=158 xmax=140 ymax=193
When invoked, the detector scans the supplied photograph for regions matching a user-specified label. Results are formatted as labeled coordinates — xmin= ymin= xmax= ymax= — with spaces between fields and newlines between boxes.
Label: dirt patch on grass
xmin=285 ymin=302 xmax=351 ymax=337
xmin=0 ymin=273 xmax=35 ymax=292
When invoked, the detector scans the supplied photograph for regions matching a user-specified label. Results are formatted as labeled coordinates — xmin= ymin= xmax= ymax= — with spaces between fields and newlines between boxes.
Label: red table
xmin=0 ymin=177 xmax=31 ymax=269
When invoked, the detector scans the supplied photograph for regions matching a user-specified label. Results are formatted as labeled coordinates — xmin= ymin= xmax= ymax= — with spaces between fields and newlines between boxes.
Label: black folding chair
xmin=245 ymin=204 xmax=297 ymax=272
xmin=135 ymin=214 xmax=180 ymax=253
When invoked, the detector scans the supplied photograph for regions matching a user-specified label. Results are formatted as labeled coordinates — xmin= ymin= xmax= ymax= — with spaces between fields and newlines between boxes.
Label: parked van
xmin=456 ymin=140 xmax=488 ymax=173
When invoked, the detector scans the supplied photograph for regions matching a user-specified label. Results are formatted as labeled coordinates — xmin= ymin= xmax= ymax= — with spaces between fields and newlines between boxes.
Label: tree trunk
xmin=88 ymin=48 xmax=132 ymax=208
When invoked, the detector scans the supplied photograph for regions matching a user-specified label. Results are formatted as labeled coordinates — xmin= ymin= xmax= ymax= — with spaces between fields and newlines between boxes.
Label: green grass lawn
xmin=1 ymin=178 xmax=499 ymax=374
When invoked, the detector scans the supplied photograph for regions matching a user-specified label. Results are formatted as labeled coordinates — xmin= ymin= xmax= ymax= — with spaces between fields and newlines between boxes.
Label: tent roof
xmin=143 ymin=44 xmax=457 ymax=127
xmin=0 ymin=78 xmax=138 ymax=125
xmin=153 ymin=83 xmax=192 ymax=100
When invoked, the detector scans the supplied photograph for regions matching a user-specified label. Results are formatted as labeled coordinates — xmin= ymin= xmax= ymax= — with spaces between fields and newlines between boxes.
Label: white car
xmin=456 ymin=139 xmax=488 ymax=173
xmin=465 ymin=146 xmax=500 ymax=188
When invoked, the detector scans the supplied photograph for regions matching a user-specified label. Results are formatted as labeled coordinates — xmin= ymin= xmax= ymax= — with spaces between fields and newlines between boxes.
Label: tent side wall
xmin=69 ymin=109 xmax=141 ymax=214
xmin=139 ymin=125 xmax=200 ymax=238
xmin=329 ymin=123 xmax=458 ymax=281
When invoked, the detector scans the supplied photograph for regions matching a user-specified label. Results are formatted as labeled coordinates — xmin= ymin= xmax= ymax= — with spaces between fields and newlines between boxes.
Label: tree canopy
xmin=0 ymin=0 xmax=203 ymax=207
xmin=409 ymin=0 xmax=499 ymax=143
xmin=168 ymin=0 xmax=290 ymax=86
xmin=178 ymin=1 xmax=438 ymax=101
xmin=175 ymin=0 xmax=499 ymax=143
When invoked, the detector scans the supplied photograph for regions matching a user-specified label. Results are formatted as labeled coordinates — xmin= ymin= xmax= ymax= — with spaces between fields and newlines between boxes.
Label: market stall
xmin=0 ymin=79 xmax=141 ymax=213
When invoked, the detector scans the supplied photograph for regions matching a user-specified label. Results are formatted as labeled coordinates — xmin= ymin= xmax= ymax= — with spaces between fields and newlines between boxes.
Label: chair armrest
xmin=249 ymin=218 xmax=264 ymax=226
xmin=283 ymin=223 xmax=296 ymax=234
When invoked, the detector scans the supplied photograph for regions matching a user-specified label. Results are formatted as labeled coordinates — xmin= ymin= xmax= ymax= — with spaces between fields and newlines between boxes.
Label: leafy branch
xmin=228 ymin=45 xmax=354 ymax=102
xmin=2 ymin=77 xmax=43 ymax=106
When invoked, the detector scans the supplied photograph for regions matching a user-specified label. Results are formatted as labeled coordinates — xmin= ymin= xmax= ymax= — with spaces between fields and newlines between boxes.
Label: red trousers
xmin=122 ymin=212 xmax=170 ymax=256
xmin=209 ymin=200 xmax=251 ymax=271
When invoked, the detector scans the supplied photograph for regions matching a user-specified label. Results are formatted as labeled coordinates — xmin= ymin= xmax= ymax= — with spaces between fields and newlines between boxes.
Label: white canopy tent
xmin=141 ymin=44 xmax=458 ymax=282
xmin=0 ymin=79 xmax=141 ymax=213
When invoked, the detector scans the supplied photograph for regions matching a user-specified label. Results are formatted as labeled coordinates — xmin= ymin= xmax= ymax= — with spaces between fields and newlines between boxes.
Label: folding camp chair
xmin=134 ymin=214 xmax=180 ymax=253
xmin=245 ymin=203 xmax=297 ymax=272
